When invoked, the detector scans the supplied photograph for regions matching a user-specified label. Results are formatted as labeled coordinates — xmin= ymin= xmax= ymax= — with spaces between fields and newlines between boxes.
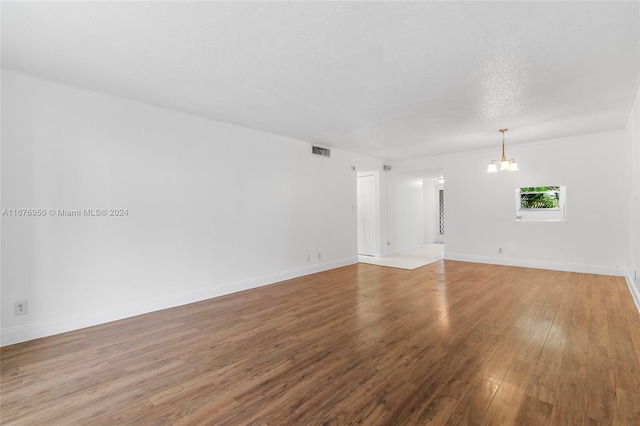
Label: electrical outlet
xmin=498 ymin=248 xmax=503 ymax=255
xmin=317 ymin=252 xmax=322 ymax=260
xmin=307 ymin=254 xmax=310 ymax=262
xmin=14 ymin=300 xmax=28 ymax=316
xmin=387 ymin=241 xmax=391 ymax=246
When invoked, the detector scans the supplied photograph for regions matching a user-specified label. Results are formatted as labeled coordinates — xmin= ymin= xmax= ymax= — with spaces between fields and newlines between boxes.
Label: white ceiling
xmin=2 ymin=1 xmax=639 ymax=160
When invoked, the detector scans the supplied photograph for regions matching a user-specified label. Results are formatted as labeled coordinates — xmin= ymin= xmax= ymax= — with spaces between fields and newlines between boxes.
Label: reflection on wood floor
xmin=2 ymin=260 xmax=640 ymax=424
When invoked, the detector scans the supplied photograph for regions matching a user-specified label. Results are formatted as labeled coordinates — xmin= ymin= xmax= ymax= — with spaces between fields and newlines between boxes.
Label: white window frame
xmin=515 ymin=186 xmax=566 ymax=222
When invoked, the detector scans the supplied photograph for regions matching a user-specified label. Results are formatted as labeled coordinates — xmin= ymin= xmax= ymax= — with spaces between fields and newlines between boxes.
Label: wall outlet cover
xmin=14 ymin=300 xmax=28 ymax=316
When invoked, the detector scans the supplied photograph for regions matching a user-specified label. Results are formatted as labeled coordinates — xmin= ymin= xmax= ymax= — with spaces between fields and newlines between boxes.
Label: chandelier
xmin=487 ymin=129 xmax=519 ymax=173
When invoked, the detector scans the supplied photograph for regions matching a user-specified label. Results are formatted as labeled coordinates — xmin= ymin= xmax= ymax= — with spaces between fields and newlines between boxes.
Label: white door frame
xmin=435 ymin=183 xmax=445 ymax=244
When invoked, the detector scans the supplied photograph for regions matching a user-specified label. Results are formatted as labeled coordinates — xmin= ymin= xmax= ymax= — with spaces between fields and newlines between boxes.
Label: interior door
xmin=357 ymin=174 xmax=376 ymax=256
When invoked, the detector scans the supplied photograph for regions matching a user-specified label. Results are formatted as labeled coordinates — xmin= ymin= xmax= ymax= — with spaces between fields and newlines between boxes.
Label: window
xmin=516 ymin=186 xmax=566 ymax=221
xmin=519 ymin=186 xmax=560 ymax=209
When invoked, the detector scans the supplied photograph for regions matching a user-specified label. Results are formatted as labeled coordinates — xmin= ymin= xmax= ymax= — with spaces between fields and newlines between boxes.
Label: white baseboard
xmin=626 ymin=274 xmax=640 ymax=314
xmin=445 ymin=253 xmax=625 ymax=277
xmin=0 ymin=256 xmax=358 ymax=347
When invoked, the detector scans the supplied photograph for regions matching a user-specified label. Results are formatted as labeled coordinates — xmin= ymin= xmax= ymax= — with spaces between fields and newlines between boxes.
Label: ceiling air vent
xmin=312 ymin=146 xmax=330 ymax=157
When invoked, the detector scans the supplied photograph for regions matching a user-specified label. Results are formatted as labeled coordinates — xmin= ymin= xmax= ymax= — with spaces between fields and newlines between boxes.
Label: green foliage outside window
xmin=519 ymin=186 xmax=560 ymax=209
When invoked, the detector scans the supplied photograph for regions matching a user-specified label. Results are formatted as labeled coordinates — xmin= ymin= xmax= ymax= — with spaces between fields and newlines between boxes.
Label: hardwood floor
xmin=2 ymin=260 xmax=640 ymax=425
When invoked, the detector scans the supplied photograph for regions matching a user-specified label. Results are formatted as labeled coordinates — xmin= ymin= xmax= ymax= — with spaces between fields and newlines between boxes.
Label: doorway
xmin=418 ymin=171 xmax=445 ymax=247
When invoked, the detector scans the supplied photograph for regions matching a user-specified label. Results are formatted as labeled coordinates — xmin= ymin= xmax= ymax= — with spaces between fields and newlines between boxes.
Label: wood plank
xmin=586 ymin=345 xmax=616 ymax=424
xmin=559 ymin=276 xmax=592 ymax=378
xmin=445 ymin=377 xmax=499 ymax=425
xmin=606 ymin=294 xmax=640 ymax=394
xmin=513 ymin=394 xmax=553 ymax=426
xmin=548 ymin=374 xmax=587 ymax=425
xmin=523 ymin=272 xmax=576 ymax=406
xmin=585 ymin=277 xmax=617 ymax=424
xmin=615 ymin=388 xmax=640 ymax=425
xmin=481 ymin=359 xmax=535 ymax=425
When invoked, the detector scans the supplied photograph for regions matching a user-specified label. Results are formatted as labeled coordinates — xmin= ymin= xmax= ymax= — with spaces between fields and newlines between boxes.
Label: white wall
xmin=625 ymin=86 xmax=640 ymax=310
xmin=386 ymin=172 xmax=424 ymax=253
xmin=0 ymin=70 xmax=382 ymax=345
xmin=395 ymin=130 xmax=629 ymax=276
xmin=434 ymin=183 xmax=445 ymax=244
xmin=422 ymin=179 xmax=437 ymax=243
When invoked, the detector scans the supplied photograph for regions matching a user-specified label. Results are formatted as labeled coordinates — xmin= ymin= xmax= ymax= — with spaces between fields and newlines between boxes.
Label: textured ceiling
xmin=2 ymin=1 xmax=639 ymax=160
